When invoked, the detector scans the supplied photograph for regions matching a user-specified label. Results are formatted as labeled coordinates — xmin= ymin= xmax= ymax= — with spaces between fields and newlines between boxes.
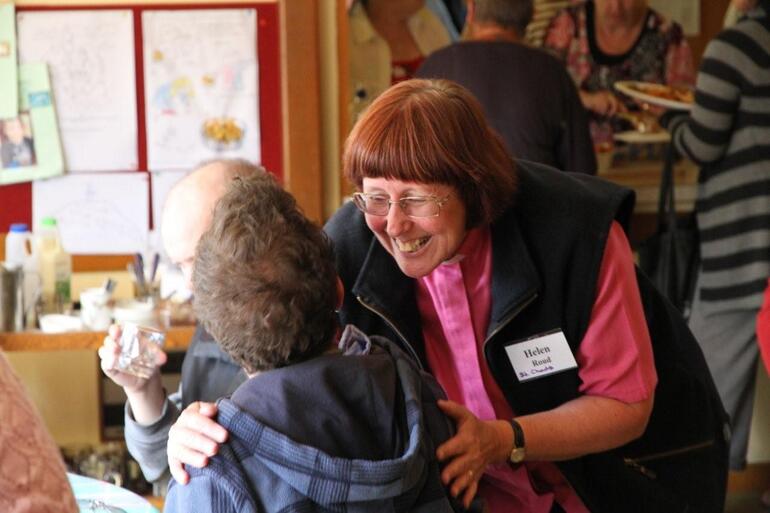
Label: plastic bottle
xmin=36 ymin=217 xmax=72 ymax=314
xmin=5 ymin=223 xmax=33 ymax=267
xmin=5 ymin=223 xmax=39 ymax=327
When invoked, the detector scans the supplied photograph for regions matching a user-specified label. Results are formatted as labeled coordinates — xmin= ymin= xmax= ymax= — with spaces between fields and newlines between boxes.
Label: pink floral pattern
xmin=544 ymin=1 xmax=694 ymax=145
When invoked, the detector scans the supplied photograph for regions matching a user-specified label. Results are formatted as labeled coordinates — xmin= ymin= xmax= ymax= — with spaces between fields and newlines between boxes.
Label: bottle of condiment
xmin=36 ymin=217 xmax=72 ymax=314
xmin=5 ymin=223 xmax=39 ymax=328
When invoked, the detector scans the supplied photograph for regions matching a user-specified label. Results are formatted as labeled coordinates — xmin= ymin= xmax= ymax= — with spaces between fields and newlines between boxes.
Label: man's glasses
xmin=352 ymin=192 xmax=450 ymax=218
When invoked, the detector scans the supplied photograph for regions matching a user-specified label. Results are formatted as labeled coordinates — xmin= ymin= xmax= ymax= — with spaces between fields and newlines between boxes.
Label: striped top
xmin=669 ymin=1 xmax=770 ymax=315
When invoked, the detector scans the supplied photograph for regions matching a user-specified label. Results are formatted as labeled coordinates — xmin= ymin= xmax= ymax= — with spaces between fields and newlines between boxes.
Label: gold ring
xmin=467 ymin=469 xmax=474 ymax=479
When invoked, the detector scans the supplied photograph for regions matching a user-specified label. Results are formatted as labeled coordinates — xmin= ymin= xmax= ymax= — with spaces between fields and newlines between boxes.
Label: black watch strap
xmin=510 ymin=419 xmax=525 ymax=447
xmin=509 ymin=418 xmax=526 ymax=464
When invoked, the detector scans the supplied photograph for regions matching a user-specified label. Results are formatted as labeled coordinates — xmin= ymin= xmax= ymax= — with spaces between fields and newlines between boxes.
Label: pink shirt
xmin=416 ymin=222 xmax=657 ymax=513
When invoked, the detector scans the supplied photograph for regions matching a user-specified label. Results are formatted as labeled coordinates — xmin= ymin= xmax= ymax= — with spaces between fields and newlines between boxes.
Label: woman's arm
xmin=167 ymin=401 xmax=229 ymax=485
xmin=517 ymin=394 xmax=653 ymax=460
xmin=438 ymin=222 xmax=657 ymax=506
xmin=669 ymin=32 xmax=743 ymax=164
xmin=579 ymin=89 xmax=626 ymax=117
xmin=436 ymin=395 xmax=652 ymax=506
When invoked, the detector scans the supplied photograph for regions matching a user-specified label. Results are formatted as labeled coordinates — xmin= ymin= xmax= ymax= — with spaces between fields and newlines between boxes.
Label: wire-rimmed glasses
xmin=352 ymin=192 xmax=449 ymax=218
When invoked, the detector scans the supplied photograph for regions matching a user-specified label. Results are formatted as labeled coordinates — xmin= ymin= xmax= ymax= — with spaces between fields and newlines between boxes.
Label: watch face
xmin=510 ymin=447 xmax=526 ymax=464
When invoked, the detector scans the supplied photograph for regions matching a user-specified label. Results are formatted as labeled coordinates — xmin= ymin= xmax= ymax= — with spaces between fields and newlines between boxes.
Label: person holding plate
xmin=544 ymin=0 xmax=695 ymax=146
xmin=661 ymin=0 xmax=770 ymax=473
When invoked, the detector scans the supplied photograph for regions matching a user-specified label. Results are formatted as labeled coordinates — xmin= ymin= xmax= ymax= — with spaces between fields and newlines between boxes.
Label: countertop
xmin=0 ymin=325 xmax=195 ymax=352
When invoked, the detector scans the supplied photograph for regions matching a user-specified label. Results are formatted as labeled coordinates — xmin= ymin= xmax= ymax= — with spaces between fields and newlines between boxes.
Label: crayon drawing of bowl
xmin=201 ymin=117 xmax=245 ymax=152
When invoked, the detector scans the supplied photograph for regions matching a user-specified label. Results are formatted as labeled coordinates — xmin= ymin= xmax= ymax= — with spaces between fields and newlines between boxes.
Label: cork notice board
xmin=0 ymin=2 xmax=282 ymax=242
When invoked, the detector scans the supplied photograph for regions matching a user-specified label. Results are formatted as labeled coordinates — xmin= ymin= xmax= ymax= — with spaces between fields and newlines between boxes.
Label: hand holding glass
xmin=117 ymin=323 xmax=166 ymax=378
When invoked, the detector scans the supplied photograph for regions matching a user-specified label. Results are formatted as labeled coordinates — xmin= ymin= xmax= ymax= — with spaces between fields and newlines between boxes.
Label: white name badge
xmin=504 ymin=330 xmax=578 ymax=382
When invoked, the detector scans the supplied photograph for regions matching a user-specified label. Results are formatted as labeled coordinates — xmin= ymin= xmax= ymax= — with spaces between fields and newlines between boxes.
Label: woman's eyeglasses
xmin=352 ymin=192 xmax=449 ymax=218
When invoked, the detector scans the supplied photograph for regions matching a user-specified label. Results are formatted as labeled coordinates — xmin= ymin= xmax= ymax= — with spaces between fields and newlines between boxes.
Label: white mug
xmin=80 ymin=287 xmax=112 ymax=331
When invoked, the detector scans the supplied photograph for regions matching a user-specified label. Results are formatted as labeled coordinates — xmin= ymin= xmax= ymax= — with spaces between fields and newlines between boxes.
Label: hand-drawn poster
xmin=143 ymin=9 xmax=260 ymax=170
xmin=32 ymin=172 xmax=150 ymax=254
xmin=0 ymin=3 xmax=18 ymax=119
xmin=16 ymin=10 xmax=138 ymax=172
xmin=0 ymin=63 xmax=65 ymax=185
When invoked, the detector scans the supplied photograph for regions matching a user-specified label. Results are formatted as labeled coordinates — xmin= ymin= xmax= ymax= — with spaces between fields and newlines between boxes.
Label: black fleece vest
xmin=325 ymin=160 xmax=728 ymax=513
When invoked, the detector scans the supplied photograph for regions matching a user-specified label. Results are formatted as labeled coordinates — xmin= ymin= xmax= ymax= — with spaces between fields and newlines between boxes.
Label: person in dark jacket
xmin=328 ymin=79 xmax=725 ymax=513
xmin=163 ymin=170 xmax=468 ymax=513
xmin=416 ymin=0 xmax=597 ymax=174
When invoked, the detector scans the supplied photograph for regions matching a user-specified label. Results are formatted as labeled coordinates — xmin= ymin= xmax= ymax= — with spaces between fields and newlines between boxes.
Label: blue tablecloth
xmin=68 ymin=473 xmax=159 ymax=513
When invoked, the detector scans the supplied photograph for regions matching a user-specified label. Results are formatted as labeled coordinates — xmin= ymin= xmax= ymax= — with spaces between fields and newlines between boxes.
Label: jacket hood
xmin=217 ymin=325 xmax=454 ymax=510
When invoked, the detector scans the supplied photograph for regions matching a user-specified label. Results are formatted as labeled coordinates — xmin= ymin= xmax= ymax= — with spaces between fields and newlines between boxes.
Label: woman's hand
xmin=167 ymin=401 xmax=229 ymax=485
xmin=435 ymin=400 xmax=513 ymax=508
xmin=581 ymin=90 xmax=627 ymax=117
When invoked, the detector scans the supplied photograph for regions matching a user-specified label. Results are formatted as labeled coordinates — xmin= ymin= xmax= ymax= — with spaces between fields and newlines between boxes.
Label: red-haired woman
xmin=166 ymin=79 xmax=726 ymax=513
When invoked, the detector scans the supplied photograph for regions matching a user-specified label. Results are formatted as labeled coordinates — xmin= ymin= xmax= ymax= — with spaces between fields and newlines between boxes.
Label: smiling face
xmin=595 ymin=0 xmax=647 ymax=28
xmin=362 ymin=177 xmax=467 ymax=278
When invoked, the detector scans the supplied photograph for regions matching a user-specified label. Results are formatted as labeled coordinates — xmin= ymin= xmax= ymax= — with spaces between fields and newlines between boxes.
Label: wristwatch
xmin=509 ymin=419 xmax=526 ymax=464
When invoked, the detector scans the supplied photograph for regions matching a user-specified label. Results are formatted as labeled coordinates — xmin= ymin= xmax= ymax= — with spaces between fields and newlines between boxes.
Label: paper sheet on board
xmin=33 ymin=173 xmax=150 ymax=254
xmin=0 ymin=63 xmax=65 ymax=185
xmin=17 ymin=10 xmax=138 ymax=172
xmin=143 ymin=9 xmax=261 ymax=170
xmin=0 ymin=3 xmax=18 ymax=119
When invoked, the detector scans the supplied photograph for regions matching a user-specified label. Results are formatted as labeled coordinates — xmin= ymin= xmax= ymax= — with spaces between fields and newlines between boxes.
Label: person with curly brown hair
xmin=98 ymin=160 xmax=257 ymax=488
xmin=163 ymin=170 xmax=468 ymax=513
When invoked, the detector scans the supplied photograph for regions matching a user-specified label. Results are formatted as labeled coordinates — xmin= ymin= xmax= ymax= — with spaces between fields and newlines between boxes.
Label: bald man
xmin=98 ymin=159 xmax=260 ymax=487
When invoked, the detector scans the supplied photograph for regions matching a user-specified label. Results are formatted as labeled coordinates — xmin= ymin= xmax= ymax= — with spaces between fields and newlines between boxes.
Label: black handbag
xmin=637 ymin=143 xmax=699 ymax=317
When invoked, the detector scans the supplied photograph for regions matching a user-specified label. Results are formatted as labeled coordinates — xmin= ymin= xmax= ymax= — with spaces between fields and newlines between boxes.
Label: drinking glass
xmin=117 ymin=323 xmax=165 ymax=378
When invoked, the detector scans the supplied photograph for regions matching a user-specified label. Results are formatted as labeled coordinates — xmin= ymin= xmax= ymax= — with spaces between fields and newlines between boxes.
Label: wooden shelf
xmin=0 ymin=325 xmax=195 ymax=352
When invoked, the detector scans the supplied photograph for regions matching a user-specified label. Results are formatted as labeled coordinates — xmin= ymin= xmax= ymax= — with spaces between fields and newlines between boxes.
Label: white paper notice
xmin=17 ymin=10 xmax=138 ymax=172
xmin=150 ymin=169 xmax=189 ymax=227
xmin=143 ymin=9 xmax=261 ymax=170
xmin=33 ymin=173 xmax=150 ymax=255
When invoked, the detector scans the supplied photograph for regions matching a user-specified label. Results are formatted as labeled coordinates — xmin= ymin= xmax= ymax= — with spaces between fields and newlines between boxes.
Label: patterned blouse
xmin=544 ymin=0 xmax=694 ymax=145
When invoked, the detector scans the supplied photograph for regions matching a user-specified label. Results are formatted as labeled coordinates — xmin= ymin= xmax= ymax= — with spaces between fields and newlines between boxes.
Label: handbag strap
xmin=657 ymin=143 xmax=679 ymax=233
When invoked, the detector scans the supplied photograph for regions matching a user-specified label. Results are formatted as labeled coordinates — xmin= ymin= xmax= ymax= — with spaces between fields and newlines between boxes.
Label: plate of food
xmin=613 ymin=111 xmax=670 ymax=143
xmin=614 ymin=130 xmax=670 ymax=144
xmin=615 ymin=81 xmax=694 ymax=111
